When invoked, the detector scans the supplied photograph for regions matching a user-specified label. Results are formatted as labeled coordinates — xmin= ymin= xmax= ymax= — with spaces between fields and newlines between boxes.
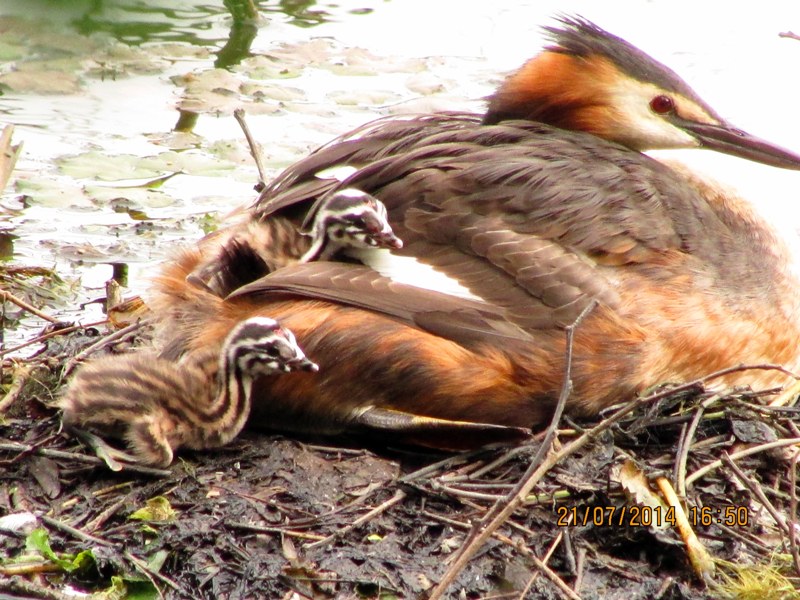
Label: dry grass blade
xmin=0 ymin=124 xmax=22 ymax=194
xmin=655 ymin=477 xmax=714 ymax=583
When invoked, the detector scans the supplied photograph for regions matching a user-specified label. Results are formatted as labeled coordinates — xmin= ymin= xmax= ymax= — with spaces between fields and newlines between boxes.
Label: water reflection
xmin=216 ymin=0 xmax=259 ymax=69
xmin=0 ymin=0 xmax=341 ymax=48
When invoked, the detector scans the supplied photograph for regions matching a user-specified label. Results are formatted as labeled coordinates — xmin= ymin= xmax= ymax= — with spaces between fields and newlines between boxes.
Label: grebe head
xmin=484 ymin=16 xmax=800 ymax=169
xmin=224 ymin=317 xmax=318 ymax=377
xmin=301 ymin=188 xmax=403 ymax=262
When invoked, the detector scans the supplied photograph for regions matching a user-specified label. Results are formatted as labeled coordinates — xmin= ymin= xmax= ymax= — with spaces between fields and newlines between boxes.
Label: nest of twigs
xmin=2 ymin=315 xmax=800 ymax=600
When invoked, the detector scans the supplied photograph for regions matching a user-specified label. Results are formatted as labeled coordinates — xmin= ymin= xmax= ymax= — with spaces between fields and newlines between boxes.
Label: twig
xmin=84 ymin=495 xmax=133 ymax=533
xmin=451 ymin=443 xmax=539 ymax=482
xmin=1 ymin=290 xmax=58 ymax=323
xmin=573 ymin=547 xmax=586 ymax=596
xmin=433 ymin=483 xmax=503 ymax=502
xmin=304 ymin=443 xmax=369 ymax=456
xmin=304 ymin=489 xmax=406 ymax=549
xmin=524 ymin=551 xmax=582 ymax=600
xmin=422 ymin=510 xmax=578 ymax=600
xmin=674 ymin=394 xmax=719 ymax=497
xmin=715 ymin=522 xmax=772 ymax=556
xmin=400 ymin=448 xmax=488 ymax=483
xmin=0 ymin=575 xmax=68 ymax=600
xmin=686 ymin=437 xmax=800 ymax=487
xmin=0 ymin=441 xmax=171 ymax=477
xmin=39 ymin=515 xmax=114 ymax=548
xmin=233 ymin=108 xmax=269 ymax=188
xmin=2 ymin=433 xmax=63 ymax=465
xmin=0 ymin=320 xmax=108 ymax=358
xmin=516 ymin=528 xmax=569 ymax=599
xmin=63 ymin=321 xmax=143 ymax=375
xmin=721 ymin=453 xmax=789 ymax=536
xmin=125 ymin=550 xmax=181 ymax=595
xmin=790 ymin=450 xmax=800 ymax=577
xmin=427 ymin=300 xmax=597 ymax=600
xmin=227 ymin=521 xmax=326 ymax=541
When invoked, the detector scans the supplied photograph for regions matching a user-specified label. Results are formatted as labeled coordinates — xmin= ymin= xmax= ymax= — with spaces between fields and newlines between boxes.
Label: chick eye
xmin=649 ymin=95 xmax=675 ymax=115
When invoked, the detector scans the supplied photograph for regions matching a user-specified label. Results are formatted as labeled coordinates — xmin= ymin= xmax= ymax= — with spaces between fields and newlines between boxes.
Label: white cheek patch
xmin=610 ymin=80 xmax=701 ymax=149
xmin=348 ymin=248 xmax=484 ymax=301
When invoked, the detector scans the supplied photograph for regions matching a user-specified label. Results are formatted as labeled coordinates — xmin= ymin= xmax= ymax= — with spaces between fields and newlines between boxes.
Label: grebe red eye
xmin=650 ymin=95 xmax=674 ymax=115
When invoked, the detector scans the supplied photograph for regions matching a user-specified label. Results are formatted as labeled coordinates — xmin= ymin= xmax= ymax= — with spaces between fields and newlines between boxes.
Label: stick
xmin=63 ymin=321 xmax=143 ymax=376
xmin=233 ymin=108 xmax=269 ymax=188
xmin=0 ymin=320 xmax=108 ymax=358
xmin=0 ymin=441 xmax=171 ymax=477
xmin=427 ymin=300 xmax=597 ymax=600
xmin=790 ymin=450 xmax=800 ymax=576
xmin=304 ymin=489 xmax=406 ymax=549
xmin=686 ymin=437 xmax=800 ymax=487
xmin=40 ymin=515 xmax=114 ymax=548
xmin=1 ymin=290 xmax=58 ymax=323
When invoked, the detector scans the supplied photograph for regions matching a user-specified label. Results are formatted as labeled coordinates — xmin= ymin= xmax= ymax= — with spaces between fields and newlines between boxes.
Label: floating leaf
xmin=0 ymin=69 xmax=81 ymax=94
xmin=58 ymin=151 xmax=164 ymax=181
xmin=15 ymin=176 xmax=93 ymax=209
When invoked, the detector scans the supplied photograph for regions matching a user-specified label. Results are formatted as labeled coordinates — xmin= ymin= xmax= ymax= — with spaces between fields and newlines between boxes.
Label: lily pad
xmin=84 ymin=185 xmax=176 ymax=209
xmin=0 ymin=69 xmax=81 ymax=94
xmin=235 ymin=55 xmax=303 ymax=80
xmin=240 ymin=82 xmax=306 ymax=102
xmin=15 ymin=177 xmax=93 ymax=208
xmin=58 ymin=151 xmax=165 ymax=181
xmin=138 ymin=150 xmax=236 ymax=176
xmin=327 ymin=89 xmax=402 ymax=106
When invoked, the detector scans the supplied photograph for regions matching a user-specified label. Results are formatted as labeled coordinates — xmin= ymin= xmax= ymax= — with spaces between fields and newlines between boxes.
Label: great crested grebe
xmin=186 ymin=187 xmax=402 ymax=297
xmin=61 ymin=317 xmax=317 ymax=467
xmin=62 ymin=17 xmax=800 ymax=463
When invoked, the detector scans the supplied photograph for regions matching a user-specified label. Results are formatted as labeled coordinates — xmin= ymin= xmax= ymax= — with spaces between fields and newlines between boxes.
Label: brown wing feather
xmin=229 ymin=262 xmax=534 ymax=346
xmin=254 ymin=115 xmax=723 ymax=261
xmin=247 ymin=114 xmax=772 ymax=340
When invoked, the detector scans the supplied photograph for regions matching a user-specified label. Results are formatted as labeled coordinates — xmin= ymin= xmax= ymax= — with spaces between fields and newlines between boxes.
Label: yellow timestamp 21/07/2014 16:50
xmin=555 ymin=504 xmax=749 ymax=528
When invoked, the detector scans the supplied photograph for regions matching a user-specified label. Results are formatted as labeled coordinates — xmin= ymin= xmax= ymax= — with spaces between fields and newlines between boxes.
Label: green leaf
xmin=129 ymin=496 xmax=177 ymax=522
xmin=121 ymin=578 xmax=160 ymax=600
xmin=24 ymin=527 xmax=97 ymax=574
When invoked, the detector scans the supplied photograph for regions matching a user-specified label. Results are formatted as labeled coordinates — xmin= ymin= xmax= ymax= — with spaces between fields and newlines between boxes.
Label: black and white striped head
xmin=224 ymin=317 xmax=318 ymax=377
xmin=301 ymin=188 xmax=403 ymax=262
